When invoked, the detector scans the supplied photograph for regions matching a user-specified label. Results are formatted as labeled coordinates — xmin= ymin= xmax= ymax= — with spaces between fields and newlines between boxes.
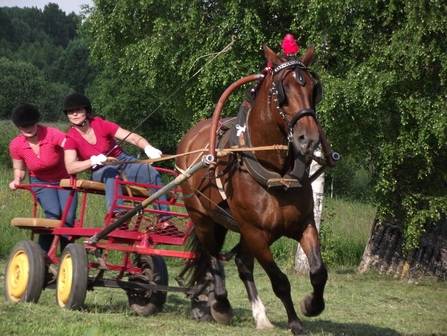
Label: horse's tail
xmin=179 ymin=230 xmax=210 ymax=288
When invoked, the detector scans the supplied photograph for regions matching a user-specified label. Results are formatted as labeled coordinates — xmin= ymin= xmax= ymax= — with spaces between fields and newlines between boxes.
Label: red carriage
xmin=4 ymin=167 xmax=197 ymax=314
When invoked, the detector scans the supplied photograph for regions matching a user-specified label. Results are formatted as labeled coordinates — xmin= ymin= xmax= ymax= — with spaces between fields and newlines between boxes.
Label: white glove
xmin=90 ymin=154 xmax=107 ymax=167
xmin=144 ymin=145 xmax=162 ymax=159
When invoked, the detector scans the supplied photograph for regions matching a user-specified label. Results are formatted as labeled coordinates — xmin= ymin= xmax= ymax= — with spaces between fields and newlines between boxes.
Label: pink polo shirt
xmin=9 ymin=125 xmax=69 ymax=182
xmin=64 ymin=117 xmax=123 ymax=160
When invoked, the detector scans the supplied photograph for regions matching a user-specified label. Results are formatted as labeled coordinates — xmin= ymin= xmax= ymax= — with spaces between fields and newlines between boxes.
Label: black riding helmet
xmin=11 ymin=103 xmax=40 ymax=127
xmin=63 ymin=93 xmax=92 ymax=114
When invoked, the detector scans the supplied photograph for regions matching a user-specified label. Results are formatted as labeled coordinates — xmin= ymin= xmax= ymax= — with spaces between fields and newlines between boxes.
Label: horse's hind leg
xmin=235 ymin=242 xmax=273 ymax=329
xmin=208 ymin=255 xmax=233 ymax=324
xmin=192 ymin=219 xmax=233 ymax=324
xmin=298 ymin=224 xmax=327 ymax=317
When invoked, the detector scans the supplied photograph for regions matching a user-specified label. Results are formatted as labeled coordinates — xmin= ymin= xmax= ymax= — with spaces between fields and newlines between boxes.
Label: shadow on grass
xmin=79 ymin=293 xmax=401 ymax=336
xmin=273 ymin=319 xmax=400 ymax=336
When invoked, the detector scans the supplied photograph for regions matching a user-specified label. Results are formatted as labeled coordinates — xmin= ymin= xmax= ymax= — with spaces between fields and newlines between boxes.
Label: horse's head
xmin=264 ymin=45 xmax=321 ymax=158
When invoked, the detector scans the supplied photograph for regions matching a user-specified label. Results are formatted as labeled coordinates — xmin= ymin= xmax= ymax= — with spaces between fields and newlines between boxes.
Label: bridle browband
xmin=269 ymin=60 xmax=317 ymax=142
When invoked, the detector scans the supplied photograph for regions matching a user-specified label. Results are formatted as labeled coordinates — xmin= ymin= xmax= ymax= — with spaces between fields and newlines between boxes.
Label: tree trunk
xmin=294 ymin=151 xmax=325 ymax=275
xmin=359 ymin=218 xmax=447 ymax=279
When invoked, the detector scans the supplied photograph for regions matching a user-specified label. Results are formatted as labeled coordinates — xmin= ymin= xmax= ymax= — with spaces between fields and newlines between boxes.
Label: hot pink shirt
xmin=64 ymin=117 xmax=123 ymax=160
xmin=9 ymin=125 xmax=70 ymax=181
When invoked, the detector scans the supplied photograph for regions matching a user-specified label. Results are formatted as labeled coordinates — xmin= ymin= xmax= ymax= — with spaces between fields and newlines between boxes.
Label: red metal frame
xmin=14 ymin=167 xmax=195 ymax=278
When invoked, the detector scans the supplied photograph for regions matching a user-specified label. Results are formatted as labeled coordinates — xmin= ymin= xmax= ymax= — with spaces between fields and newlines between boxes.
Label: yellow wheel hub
xmin=57 ymin=254 xmax=73 ymax=307
xmin=6 ymin=250 xmax=30 ymax=302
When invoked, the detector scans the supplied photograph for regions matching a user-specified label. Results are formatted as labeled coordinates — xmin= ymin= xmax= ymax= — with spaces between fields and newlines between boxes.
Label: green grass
xmin=320 ymin=198 xmax=376 ymax=267
xmin=1 ymin=261 xmax=446 ymax=336
xmin=0 ymin=138 xmax=445 ymax=335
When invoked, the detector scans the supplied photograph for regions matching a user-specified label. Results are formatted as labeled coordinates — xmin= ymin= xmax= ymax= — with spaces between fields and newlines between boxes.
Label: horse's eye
xmin=292 ymin=69 xmax=306 ymax=86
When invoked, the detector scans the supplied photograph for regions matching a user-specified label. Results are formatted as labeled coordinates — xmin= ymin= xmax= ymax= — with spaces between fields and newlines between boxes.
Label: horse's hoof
xmin=289 ymin=320 xmax=305 ymax=335
xmin=210 ymin=298 xmax=233 ymax=324
xmin=256 ymin=319 xmax=274 ymax=330
xmin=191 ymin=298 xmax=213 ymax=322
xmin=300 ymin=294 xmax=325 ymax=317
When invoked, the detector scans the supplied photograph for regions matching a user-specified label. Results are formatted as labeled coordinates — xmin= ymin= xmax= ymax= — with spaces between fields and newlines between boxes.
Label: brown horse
xmin=176 ymin=45 xmax=329 ymax=335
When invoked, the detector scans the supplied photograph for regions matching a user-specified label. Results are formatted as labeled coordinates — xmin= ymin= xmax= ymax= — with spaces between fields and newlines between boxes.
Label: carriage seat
xmin=11 ymin=217 xmax=60 ymax=229
xmin=59 ymin=179 xmax=149 ymax=197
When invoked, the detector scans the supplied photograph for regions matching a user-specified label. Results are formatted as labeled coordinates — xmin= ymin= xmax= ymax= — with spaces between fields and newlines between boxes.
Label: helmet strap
xmin=71 ymin=118 xmax=88 ymax=128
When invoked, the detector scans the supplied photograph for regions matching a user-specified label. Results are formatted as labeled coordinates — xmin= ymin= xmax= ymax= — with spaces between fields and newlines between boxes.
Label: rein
xmin=103 ymin=145 xmax=289 ymax=166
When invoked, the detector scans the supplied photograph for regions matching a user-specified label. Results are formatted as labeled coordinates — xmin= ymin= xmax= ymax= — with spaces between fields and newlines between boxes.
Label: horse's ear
xmin=263 ymin=45 xmax=282 ymax=66
xmin=301 ymin=46 xmax=315 ymax=67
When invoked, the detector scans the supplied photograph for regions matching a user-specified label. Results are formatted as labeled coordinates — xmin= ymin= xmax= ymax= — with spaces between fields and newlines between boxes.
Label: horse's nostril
xmin=298 ymin=135 xmax=308 ymax=146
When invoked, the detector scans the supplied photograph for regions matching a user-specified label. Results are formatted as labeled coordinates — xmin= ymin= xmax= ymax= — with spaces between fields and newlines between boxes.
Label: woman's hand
xmin=90 ymin=154 xmax=107 ymax=167
xmin=9 ymin=180 xmax=19 ymax=190
xmin=144 ymin=145 xmax=162 ymax=159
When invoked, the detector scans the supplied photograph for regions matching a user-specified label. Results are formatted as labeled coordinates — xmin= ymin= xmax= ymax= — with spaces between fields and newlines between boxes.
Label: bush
xmin=0 ymin=120 xmax=19 ymax=168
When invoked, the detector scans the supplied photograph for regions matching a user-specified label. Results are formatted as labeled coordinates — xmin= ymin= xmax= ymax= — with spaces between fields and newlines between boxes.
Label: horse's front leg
xmin=235 ymin=242 xmax=274 ymax=329
xmin=241 ymin=227 xmax=304 ymax=335
xmin=298 ymin=223 xmax=327 ymax=317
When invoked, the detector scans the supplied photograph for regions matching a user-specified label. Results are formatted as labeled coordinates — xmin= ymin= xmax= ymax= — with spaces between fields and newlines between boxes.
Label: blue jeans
xmin=30 ymin=176 xmax=78 ymax=252
xmin=91 ymin=152 xmax=170 ymax=218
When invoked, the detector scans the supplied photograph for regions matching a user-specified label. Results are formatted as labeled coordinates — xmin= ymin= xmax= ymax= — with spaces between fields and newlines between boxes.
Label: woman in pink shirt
xmin=62 ymin=93 xmax=171 ymax=224
xmin=9 ymin=104 xmax=77 ymax=252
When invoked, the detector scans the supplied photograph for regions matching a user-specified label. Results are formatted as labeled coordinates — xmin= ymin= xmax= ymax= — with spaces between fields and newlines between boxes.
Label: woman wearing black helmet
xmin=62 ymin=93 xmax=172 ymax=226
xmin=9 ymin=103 xmax=77 ymax=252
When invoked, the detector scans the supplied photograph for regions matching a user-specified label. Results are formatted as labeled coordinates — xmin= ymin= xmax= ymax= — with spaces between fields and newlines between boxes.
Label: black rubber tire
xmin=127 ymin=255 xmax=168 ymax=316
xmin=56 ymin=243 xmax=88 ymax=310
xmin=4 ymin=240 xmax=46 ymax=303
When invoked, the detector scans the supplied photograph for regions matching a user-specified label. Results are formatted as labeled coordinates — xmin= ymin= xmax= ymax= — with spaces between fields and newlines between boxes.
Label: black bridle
xmin=269 ymin=60 xmax=318 ymax=142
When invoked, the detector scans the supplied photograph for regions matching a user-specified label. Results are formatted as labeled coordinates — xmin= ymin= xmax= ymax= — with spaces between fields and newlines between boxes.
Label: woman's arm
xmin=9 ymin=159 xmax=26 ymax=190
xmin=115 ymin=127 xmax=150 ymax=150
xmin=64 ymin=149 xmax=93 ymax=174
xmin=115 ymin=127 xmax=162 ymax=159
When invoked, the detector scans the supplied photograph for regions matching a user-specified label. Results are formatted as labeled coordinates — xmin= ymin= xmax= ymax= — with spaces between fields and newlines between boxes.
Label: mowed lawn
xmin=1 ymin=261 xmax=446 ymax=336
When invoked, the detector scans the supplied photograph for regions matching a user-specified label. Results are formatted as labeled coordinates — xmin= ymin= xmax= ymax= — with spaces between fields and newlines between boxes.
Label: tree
xmin=0 ymin=57 xmax=69 ymax=121
xmin=0 ymin=57 xmax=46 ymax=118
xmin=42 ymin=3 xmax=79 ymax=47
xmin=84 ymin=0 xmax=446 ymax=277
xmin=51 ymin=38 xmax=96 ymax=93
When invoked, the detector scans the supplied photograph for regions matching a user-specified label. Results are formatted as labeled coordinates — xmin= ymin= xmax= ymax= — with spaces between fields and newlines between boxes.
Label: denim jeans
xmin=30 ymin=176 xmax=78 ymax=252
xmin=91 ymin=152 xmax=170 ymax=218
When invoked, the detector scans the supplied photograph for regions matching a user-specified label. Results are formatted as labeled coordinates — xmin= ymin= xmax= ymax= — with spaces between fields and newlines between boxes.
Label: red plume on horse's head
xmin=281 ymin=34 xmax=300 ymax=56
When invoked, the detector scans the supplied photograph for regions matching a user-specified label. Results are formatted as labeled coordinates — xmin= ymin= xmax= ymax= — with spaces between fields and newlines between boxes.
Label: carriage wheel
xmin=127 ymin=255 xmax=168 ymax=316
xmin=56 ymin=243 xmax=88 ymax=310
xmin=4 ymin=240 xmax=46 ymax=303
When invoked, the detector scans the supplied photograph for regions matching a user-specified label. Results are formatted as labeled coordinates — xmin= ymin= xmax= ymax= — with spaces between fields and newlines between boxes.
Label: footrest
xmin=267 ymin=178 xmax=301 ymax=188
xmin=11 ymin=217 xmax=60 ymax=229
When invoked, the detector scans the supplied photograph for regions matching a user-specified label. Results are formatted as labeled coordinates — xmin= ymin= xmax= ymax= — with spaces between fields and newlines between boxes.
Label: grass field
xmin=0 ymin=130 xmax=445 ymax=335
xmin=1 ymin=262 xmax=446 ymax=336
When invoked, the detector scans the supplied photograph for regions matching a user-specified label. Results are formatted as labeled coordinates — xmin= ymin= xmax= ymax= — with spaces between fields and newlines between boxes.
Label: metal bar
xmin=87 ymin=159 xmax=208 ymax=244
xmin=92 ymin=278 xmax=191 ymax=293
xmin=93 ymin=243 xmax=196 ymax=259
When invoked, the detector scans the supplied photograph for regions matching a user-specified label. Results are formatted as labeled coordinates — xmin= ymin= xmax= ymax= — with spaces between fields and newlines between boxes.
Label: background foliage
xmin=0 ymin=4 xmax=94 ymax=120
xmin=84 ymin=0 xmax=446 ymax=250
xmin=0 ymin=1 xmax=445 ymax=254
